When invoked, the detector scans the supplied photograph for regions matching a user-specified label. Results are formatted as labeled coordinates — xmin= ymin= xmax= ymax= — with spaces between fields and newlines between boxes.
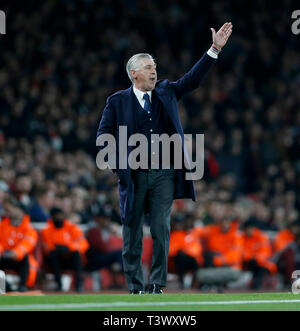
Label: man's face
xmin=3 ymin=203 xmax=23 ymax=225
xmin=41 ymin=191 xmax=55 ymax=209
xmin=52 ymin=212 xmax=65 ymax=228
xmin=131 ymin=58 xmax=157 ymax=92
xmin=219 ymin=219 xmax=231 ymax=233
xmin=211 ymin=202 xmax=228 ymax=222
xmin=16 ymin=176 xmax=32 ymax=194
xmin=244 ymin=227 xmax=254 ymax=237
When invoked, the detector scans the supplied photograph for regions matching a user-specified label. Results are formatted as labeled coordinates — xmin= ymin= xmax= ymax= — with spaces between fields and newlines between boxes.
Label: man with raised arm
xmin=97 ymin=22 xmax=233 ymax=294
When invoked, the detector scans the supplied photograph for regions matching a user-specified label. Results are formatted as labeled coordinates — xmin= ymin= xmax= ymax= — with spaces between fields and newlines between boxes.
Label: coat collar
xmin=132 ymin=85 xmax=152 ymax=104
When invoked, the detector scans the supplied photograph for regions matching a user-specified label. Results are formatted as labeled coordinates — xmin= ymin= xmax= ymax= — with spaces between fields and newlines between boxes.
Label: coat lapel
xmin=121 ymin=86 xmax=138 ymax=135
xmin=155 ymin=85 xmax=191 ymax=170
xmin=155 ymin=86 xmax=183 ymax=137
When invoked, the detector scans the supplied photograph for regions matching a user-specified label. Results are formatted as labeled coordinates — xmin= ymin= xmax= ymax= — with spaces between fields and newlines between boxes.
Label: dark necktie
xmin=143 ymin=93 xmax=152 ymax=113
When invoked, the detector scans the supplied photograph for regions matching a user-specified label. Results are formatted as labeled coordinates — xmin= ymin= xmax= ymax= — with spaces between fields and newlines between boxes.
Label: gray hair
xmin=126 ymin=53 xmax=155 ymax=83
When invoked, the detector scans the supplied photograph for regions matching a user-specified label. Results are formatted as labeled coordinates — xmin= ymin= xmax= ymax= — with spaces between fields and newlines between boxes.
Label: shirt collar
xmin=133 ymin=85 xmax=152 ymax=103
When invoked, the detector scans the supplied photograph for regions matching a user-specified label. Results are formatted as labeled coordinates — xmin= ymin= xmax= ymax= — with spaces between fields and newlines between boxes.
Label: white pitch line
xmin=0 ymin=299 xmax=300 ymax=310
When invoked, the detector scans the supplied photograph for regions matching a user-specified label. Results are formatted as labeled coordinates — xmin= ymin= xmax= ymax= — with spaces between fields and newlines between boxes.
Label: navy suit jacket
xmin=97 ymin=52 xmax=216 ymax=224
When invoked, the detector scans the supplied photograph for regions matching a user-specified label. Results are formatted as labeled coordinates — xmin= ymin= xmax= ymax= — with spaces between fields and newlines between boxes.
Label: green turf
xmin=0 ymin=292 xmax=300 ymax=311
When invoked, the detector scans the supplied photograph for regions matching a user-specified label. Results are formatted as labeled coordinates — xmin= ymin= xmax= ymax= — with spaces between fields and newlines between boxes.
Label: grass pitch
xmin=0 ymin=292 xmax=300 ymax=311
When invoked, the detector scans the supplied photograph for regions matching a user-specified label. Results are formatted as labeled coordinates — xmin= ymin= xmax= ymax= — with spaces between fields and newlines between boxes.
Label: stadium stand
xmin=0 ymin=0 xmax=299 ymax=291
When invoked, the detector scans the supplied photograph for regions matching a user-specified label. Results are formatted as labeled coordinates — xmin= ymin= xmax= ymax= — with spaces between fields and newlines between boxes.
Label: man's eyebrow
xmin=143 ymin=63 xmax=156 ymax=68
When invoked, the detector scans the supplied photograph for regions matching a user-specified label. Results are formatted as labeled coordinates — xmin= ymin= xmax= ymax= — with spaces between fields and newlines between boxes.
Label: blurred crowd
xmin=0 ymin=0 xmax=300 ymax=291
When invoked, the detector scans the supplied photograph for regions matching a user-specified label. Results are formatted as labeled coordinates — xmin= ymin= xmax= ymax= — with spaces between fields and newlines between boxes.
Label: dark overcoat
xmin=96 ymin=52 xmax=216 ymax=224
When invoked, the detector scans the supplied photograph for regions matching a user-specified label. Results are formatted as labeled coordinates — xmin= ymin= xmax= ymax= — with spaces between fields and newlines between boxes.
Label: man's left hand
xmin=210 ymin=22 xmax=233 ymax=50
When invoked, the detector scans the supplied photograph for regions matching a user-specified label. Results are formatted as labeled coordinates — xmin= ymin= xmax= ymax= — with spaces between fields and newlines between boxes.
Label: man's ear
xmin=131 ymin=70 xmax=137 ymax=81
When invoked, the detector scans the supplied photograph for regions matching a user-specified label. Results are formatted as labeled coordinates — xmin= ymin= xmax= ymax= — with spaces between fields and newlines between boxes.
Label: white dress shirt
xmin=133 ymin=86 xmax=152 ymax=109
xmin=207 ymin=48 xmax=218 ymax=59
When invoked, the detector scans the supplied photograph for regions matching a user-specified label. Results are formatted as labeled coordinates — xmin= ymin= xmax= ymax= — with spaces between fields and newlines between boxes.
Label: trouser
xmin=122 ymin=168 xmax=175 ymax=291
xmin=203 ymin=251 xmax=219 ymax=267
xmin=86 ymin=250 xmax=123 ymax=272
xmin=174 ymin=251 xmax=199 ymax=286
xmin=47 ymin=249 xmax=83 ymax=290
xmin=0 ymin=255 xmax=29 ymax=288
xmin=243 ymin=259 xmax=269 ymax=289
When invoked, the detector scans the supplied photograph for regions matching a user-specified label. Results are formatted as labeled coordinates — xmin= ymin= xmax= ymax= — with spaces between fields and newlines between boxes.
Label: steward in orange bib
xmin=0 ymin=196 xmax=38 ymax=292
xmin=273 ymin=221 xmax=300 ymax=287
xmin=41 ymin=207 xmax=89 ymax=292
xmin=169 ymin=214 xmax=203 ymax=288
xmin=273 ymin=222 xmax=300 ymax=253
xmin=203 ymin=218 xmax=242 ymax=269
xmin=241 ymin=220 xmax=277 ymax=289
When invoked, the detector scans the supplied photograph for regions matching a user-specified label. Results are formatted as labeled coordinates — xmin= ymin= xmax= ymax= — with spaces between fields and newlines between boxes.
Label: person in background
xmin=41 ymin=207 xmax=89 ymax=292
xmin=0 ymin=180 xmax=9 ymax=216
xmin=273 ymin=221 xmax=300 ymax=252
xmin=29 ymin=187 xmax=56 ymax=223
xmin=203 ymin=217 xmax=242 ymax=270
xmin=241 ymin=220 xmax=277 ymax=289
xmin=198 ymin=201 xmax=242 ymax=269
xmin=86 ymin=209 xmax=123 ymax=273
xmin=71 ymin=187 xmax=90 ymax=224
xmin=169 ymin=214 xmax=203 ymax=289
xmin=0 ymin=196 xmax=38 ymax=292
xmin=273 ymin=233 xmax=300 ymax=289
xmin=273 ymin=221 xmax=300 ymax=287
xmin=13 ymin=173 xmax=33 ymax=207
